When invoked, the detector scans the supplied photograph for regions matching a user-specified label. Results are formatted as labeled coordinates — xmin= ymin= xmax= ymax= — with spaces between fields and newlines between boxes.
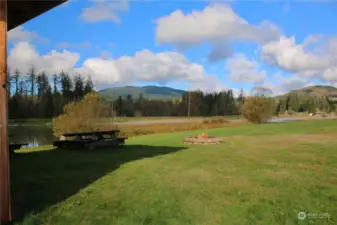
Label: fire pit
xmin=183 ymin=133 xmax=222 ymax=145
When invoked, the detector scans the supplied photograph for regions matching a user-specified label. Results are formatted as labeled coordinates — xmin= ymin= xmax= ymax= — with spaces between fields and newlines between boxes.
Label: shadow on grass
xmin=10 ymin=144 xmax=187 ymax=223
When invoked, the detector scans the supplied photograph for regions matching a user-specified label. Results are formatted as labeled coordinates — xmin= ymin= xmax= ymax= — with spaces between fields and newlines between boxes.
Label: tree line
xmin=108 ymin=89 xmax=244 ymax=117
xmin=7 ymin=67 xmax=94 ymax=119
xmin=7 ymin=67 xmax=245 ymax=119
xmin=6 ymin=66 xmax=336 ymax=119
xmin=276 ymin=91 xmax=336 ymax=114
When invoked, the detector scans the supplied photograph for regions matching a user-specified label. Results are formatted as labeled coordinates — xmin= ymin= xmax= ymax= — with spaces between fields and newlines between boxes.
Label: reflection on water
xmin=8 ymin=124 xmax=54 ymax=147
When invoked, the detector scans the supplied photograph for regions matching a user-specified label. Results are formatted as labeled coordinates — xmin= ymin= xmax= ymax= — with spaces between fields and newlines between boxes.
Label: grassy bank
xmin=11 ymin=119 xmax=337 ymax=225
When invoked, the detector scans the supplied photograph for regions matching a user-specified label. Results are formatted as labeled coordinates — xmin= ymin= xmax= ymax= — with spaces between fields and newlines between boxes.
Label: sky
xmin=7 ymin=0 xmax=337 ymax=96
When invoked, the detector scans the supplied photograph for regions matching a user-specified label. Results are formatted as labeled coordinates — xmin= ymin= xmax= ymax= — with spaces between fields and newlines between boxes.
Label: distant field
xmin=9 ymin=115 xmax=243 ymax=124
xmin=101 ymin=115 xmax=242 ymax=123
xmin=9 ymin=118 xmax=52 ymax=124
xmin=12 ymin=119 xmax=337 ymax=225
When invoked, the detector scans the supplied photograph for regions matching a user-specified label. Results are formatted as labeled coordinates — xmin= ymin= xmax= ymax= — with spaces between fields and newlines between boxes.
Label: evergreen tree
xmin=84 ymin=76 xmax=94 ymax=94
xmin=60 ymin=71 xmax=73 ymax=103
xmin=73 ymin=74 xmax=85 ymax=100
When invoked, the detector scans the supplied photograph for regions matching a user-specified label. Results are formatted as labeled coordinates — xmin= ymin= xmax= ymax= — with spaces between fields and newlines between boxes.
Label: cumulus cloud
xmin=55 ymin=41 xmax=92 ymax=49
xmin=260 ymin=73 xmax=314 ymax=96
xmin=8 ymin=26 xmax=48 ymax=44
xmin=8 ymin=41 xmax=219 ymax=90
xmin=226 ymin=54 xmax=266 ymax=84
xmin=81 ymin=0 xmax=128 ymax=23
xmin=188 ymin=75 xmax=227 ymax=93
xmin=100 ymin=50 xmax=113 ymax=59
xmin=260 ymin=35 xmax=337 ymax=83
xmin=207 ymin=44 xmax=233 ymax=62
xmin=8 ymin=42 xmax=80 ymax=75
xmin=155 ymin=3 xmax=280 ymax=60
xmin=274 ymin=74 xmax=311 ymax=92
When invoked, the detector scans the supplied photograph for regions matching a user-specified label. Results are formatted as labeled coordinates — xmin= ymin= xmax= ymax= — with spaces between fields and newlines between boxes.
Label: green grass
xmin=11 ymin=120 xmax=337 ymax=225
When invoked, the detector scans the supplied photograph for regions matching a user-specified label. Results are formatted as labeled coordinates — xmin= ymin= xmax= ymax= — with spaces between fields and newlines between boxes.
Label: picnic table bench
xmin=53 ymin=130 xmax=127 ymax=150
xmin=9 ymin=143 xmax=29 ymax=153
xmin=8 ymin=135 xmax=29 ymax=154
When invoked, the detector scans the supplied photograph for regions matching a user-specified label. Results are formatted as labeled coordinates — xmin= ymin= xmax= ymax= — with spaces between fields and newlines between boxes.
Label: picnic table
xmin=53 ymin=130 xmax=127 ymax=150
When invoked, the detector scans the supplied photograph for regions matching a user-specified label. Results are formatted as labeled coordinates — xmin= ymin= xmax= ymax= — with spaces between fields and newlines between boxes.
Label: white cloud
xmin=261 ymin=36 xmax=330 ymax=72
xmin=207 ymin=44 xmax=233 ymax=62
xmin=226 ymin=53 xmax=266 ymax=84
xmin=188 ymin=75 xmax=227 ymax=93
xmin=275 ymin=74 xmax=311 ymax=92
xmin=262 ymin=73 xmax=313 ymax=96
xmin=302 ymin=34 xmax=323 ymax=47
xmin=155 ymin=3 xmax=280 ymax=60
xmin=8 ymin=26 xmax=48 ymax=44
xmin=55 ymin=41 xmax=92 ymax=49
xmin=260 ymin=35 xmax=337 ymax=83
xmin=232 ymin=88 xmax=250 ymax=98
xmin=81 ymin=0 xmax=128 ymax=23
xmin=100 ymin=50 xmax=113 ymax=59
xmin=8 ymin=42 xmax=80 ymax=75
xmin=8 ymin=41 xmax=219 ymax=91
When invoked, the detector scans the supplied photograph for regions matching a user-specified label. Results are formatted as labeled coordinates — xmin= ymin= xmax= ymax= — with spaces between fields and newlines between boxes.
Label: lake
xmin=9 ymin=123 xmax=54 ymax=147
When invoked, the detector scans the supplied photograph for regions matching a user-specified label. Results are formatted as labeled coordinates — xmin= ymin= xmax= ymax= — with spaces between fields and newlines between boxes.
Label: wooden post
xmin=0 ymin=0 xmax=11 ymax=223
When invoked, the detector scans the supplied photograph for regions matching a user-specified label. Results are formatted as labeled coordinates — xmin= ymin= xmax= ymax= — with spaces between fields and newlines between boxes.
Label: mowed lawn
xmin=11 ymin=120 xmax=337 ymax=225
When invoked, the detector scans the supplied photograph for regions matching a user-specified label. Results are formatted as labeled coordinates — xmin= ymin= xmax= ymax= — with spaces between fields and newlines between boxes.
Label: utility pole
xmin=187 ymin=91 xmax=191 ymax=119
xmin=0 ymin=0 xmax=11 ymax=223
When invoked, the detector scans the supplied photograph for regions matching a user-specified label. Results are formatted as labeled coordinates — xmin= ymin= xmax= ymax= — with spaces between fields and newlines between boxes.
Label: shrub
xmin=203 ymin=116 xmax=229 ymax=124
xmin=53 ymin=92 xmax=110 ymax=137
xmin=242 ymin=97 xmax=274 ymax=124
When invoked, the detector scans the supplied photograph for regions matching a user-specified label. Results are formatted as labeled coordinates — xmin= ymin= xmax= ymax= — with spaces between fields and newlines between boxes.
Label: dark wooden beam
xmin=1 ymin=1 xmax=67 ymax=223
xmin=0 ymin=0 xmax=11 ymax=223
xmin=8 ymin=0 xmax=66 ymax=31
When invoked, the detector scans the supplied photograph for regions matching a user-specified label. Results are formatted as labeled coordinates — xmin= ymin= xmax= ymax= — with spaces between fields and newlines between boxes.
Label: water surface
xmin=9 ymin=123 xmax=53 ymax=147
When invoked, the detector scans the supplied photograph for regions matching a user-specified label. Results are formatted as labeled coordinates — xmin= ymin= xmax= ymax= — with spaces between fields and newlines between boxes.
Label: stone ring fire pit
xmin=183 ymin=133 xmax=222 ymax=145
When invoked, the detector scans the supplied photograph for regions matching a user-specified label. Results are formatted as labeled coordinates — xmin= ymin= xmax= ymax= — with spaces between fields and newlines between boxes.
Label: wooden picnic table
xmin=53 ymin=130 xmax=128 ymax=149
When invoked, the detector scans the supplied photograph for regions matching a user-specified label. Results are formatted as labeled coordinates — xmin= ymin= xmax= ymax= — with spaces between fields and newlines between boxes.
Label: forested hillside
xmin=275 ymin=85 xmax=337 ymax=114
xmin=99 ymin=86 xmax=185 ymax=100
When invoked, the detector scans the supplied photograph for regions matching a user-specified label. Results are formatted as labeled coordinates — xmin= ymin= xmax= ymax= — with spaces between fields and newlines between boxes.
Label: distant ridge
xmin=99 ymin=84 xmax=337 ymax=101
xmin=99 ymin=85 xmax=186 ymax=100
xmin=276 ymin=85 xmax=337 ymax=102
xmin=300 ymin=85 xmax=337 ymax=96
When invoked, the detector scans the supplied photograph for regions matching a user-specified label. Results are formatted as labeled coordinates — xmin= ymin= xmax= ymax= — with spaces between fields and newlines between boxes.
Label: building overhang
xmin=8 ymin=0 xmax=67 ymax=31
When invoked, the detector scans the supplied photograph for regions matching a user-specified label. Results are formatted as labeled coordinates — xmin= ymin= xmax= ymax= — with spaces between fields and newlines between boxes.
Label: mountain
xmin=277 ymin=85 xmax=337 ymax=103
xmin=283 ymin=85 xmax=337 ymax=98
xmin=99 ymin=85 xmax=186 ymax=100
xmin=300 ymin=85 xmax=337 ymax=97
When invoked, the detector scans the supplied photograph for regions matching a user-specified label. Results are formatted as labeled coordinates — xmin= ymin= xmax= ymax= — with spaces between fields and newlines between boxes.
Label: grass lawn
xmin=11 ymin=120 xmax=337 ymax=225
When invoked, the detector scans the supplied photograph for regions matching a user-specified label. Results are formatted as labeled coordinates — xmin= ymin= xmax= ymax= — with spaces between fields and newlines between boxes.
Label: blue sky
xmin=7 ymin=0 xmax=337 ymax=95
